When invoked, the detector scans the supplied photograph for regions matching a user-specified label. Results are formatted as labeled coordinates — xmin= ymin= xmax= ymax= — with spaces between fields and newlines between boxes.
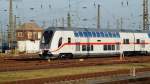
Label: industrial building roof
xmin=16 ymin=22 xmax=43 ymax=31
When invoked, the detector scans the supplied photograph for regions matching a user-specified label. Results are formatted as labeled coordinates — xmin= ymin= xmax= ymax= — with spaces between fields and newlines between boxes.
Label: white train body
xmin=39 ymin=27 xmax=150 ymax=59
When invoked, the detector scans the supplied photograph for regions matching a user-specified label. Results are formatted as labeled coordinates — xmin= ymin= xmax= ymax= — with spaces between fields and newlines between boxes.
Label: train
xmin=39 ymin=27 xmax=150 ymax=59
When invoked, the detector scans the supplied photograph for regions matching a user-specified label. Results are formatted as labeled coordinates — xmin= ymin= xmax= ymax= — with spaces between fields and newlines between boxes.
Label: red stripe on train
xmin=48 ymin=42 xmax=149 ymax=52
xmin=51 ymin=42 xmax=119 ymax=52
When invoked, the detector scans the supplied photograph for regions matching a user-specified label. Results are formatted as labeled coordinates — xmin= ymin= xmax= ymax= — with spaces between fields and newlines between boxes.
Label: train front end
xmin=39 ymin=30 xmax=54 ymax=59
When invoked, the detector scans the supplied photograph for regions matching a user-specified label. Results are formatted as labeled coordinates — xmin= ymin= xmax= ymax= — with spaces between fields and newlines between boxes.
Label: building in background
xmin=16 ymin=22 xmax=43 ymax=53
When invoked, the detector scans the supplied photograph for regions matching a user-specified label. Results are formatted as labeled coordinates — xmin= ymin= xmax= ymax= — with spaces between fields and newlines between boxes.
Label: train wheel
xmin=44 ymin=55 xmax=50 ymax=60
xmin=59 ymin=53 xmax=73 ymax=59
xmin=59 ymin=54 xmax=65 ymax=59
xmin=68 ymin=54 xmax=73 ymax=59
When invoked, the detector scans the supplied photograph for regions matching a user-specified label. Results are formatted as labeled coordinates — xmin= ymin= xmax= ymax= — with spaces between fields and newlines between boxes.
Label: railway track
xmin=0 ymin=55 xmax=150 ymax=72
xmin=4 ymin=68 xmax=150 ymax=84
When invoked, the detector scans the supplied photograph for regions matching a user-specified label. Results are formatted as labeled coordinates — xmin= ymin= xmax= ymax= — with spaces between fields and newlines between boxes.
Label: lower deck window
xmin=82 ymin=45 xmax=86 ymax=51
xmin=91 ymin=45 xmax=93 ymax=51
xmin=87 ymin=45 xmax=90 ymax=51
xmin=108 ymin=45 xmax=111 ymax=50
xmin=116 ymin=44 xmax=120 ymax=50
xmin=112 ymin=45 xmax=115 ymax=50
xmin=82 ymin=45 xmax=94 ymax=51
xmin=104 ymin=45 xmax=107 ymax=50
xmin=104 ymin=45 xmax=115 ymax=51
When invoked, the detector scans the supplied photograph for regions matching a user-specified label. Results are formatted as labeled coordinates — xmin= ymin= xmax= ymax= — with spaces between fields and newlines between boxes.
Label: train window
xmin=76 ymin=42 xmax=80 ymax=51
xmin=112 ymin=32 xmax=117 ymax=38
xmin=116 ymin=43 xmax=120 ymax=50
xmin=108 ymin=45 xmax=111 ymax=50
xmin=123 ymin=39 xmax=126 ymax=44
xmin=58 ymin=37 xmax=62 ymax=48
xmin=104 ymin=32 xmax=109 ymax=37
xmin=79 ymin=32 xmax=83 ymax=37
xmin=42 ymin=31 xmax=53 ymax=44
xmin=87 ymin=32 xmax=92 ymax=37
xmin=116 ymin=32 xmax=120 ymax=38
xmin=141 ymin=40 xmax=145 ymax=48
xmin=112 ymin=45 xmax=115 ymax=50
xmin=123 ymin=39 xmax=129 ymax=44
xmin=74 ymin=32 xmax=79 ymax=37
xmin=126 ymin=39 xmax=129 ymax=44
xmin=91 ymin=45 xmax=93 ymax=51
xmin=148 ymin=34 xmax=150 ymax=38
xmin=108 ymin=32 xmax=113 ymax=38
xmin=100 ymin=32 xmax=104 ymax=37
xmin=68 ymin=37 xmax=71 ymax=43
xmin=136 ymin=39 xmax=140 ymax=44
xmin=82 ymin=45 xmax=86 ymax=51
xmin=83 ymin=32 xmax=88 ymax=37
xmin=92 ymin=32 xmax=96 ymax=37
xmin=96 ymin=32 xmax=100 ymax=37
xmin=104 ymin=45 xmax=107 ymax=51
xmin=87 ymin=45 xmax=90 ymax=51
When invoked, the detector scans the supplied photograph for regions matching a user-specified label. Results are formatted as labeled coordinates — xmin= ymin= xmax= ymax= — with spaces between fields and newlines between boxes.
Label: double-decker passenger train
xmin=39 ymin=27 xmax=149 ymax=59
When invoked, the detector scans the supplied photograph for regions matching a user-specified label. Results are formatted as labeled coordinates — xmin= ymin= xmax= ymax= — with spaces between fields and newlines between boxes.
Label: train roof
xmin=45 ymin=27 xmax=149 ymax=33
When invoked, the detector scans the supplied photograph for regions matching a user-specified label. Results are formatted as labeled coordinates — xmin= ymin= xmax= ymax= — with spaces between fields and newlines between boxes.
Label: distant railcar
xmin=39 ymin=27 xmax=149 ymax=59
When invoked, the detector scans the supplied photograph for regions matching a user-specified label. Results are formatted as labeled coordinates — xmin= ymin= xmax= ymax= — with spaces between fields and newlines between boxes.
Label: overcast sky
xmin=0 ymin=0 xmax=149 ymax=31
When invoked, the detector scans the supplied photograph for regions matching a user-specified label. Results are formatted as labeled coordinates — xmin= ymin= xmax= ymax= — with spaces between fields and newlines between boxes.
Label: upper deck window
xmin=74 ymin=31 xmax=120 ymax=38
xmin=92 ymin=32 xmax=96 ymax=37
xmin=96 ymin=32 xmax=100 ymax=37
xmin=148 ymin=33 xmax=150 ymax=38
xmin=83 ymin=32 xmax=88 ymax=37
xmin=100 ymin=32 xmax=104 ymax=37
xmin=79 ymin=32 xmax=83 ymax=37
xmin=108 ymin=32 xmax=113 ymax=37
xmin=68 ymin=37 xmax=71 ymax=43
xmin=123 ymin=39 xmax=129 ymax=44
xmin=136 ymin=39 xmax=140 ymax=44
xmin=116 ymin=32 xmax=120 ymax=38
xmin=104 ymin=32 xmax=109 ymax=37
xmin=112 ymin=32 xmax=117 ymax=37
xmin=87 ymin=32 xmax=92 ymax=37
xmin=74 ymin=32 xmax=79 ymax=37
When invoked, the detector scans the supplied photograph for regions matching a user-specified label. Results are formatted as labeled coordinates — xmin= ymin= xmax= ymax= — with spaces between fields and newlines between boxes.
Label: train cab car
xmin=39 ymin=27 xmax=122 ymax=59
xmin=39 ymin=27 xmax=149 ymax=59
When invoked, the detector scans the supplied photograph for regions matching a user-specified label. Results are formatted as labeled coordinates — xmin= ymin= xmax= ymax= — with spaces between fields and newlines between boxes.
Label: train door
xmin=75 ymin=39 xmax=81 ymax=57
xmin=86 ymin=37 xmax=90 ymax=57
xmin=116 ymin=42 xmax=120 ymax=51
xmin=140 ymin=40 xmax=145 ymax=51
xmin=67 ymin=37 xmax=73 ymax=51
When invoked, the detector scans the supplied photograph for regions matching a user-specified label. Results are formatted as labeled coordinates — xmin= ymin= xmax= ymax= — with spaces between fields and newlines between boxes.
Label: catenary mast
xmin=8 ymin=0 xmax=14 ymax=49
xmin=143 ymin=0 xmax=149 ymax=31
